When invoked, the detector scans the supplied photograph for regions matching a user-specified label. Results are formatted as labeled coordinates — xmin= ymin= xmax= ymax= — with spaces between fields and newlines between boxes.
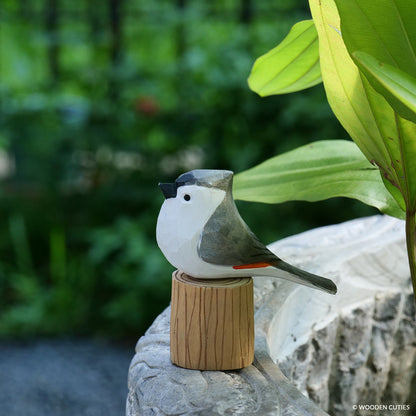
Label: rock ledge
xmin=127 ymin=216 xmax=416 ymax=416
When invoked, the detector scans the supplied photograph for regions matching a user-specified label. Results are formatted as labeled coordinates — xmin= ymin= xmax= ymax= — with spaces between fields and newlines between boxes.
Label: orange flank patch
xmin=233 ymin=262 xmax=272 ymax=270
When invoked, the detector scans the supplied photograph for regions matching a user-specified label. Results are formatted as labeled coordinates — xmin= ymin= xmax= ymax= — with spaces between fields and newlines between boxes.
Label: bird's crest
xmin=175 ymin=169 xmax=233 ymax=192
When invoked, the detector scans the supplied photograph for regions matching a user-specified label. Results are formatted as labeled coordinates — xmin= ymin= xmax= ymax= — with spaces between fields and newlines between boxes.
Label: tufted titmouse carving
xmin=156 ymin=169 xmax=337 ymax=294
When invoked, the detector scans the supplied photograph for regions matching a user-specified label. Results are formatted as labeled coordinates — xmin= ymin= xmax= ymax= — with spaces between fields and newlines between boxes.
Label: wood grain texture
xmin=170 ymin=270 xmax=254 ymax=370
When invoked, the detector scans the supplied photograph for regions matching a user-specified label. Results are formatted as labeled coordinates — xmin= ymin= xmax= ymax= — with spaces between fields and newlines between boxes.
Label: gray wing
xmin=198 ymin=195 xmax=279 ymax=267
xmin=198 ymin=194 xmax=337 ymax=294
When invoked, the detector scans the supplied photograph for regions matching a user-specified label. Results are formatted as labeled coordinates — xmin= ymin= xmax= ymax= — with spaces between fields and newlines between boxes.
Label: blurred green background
xmin=0 ymin=0 xmax=376 ymax=340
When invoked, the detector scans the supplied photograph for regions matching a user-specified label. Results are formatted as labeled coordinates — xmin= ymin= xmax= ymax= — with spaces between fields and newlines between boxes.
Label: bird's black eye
xmin=183 ymin=194 xmax=191 ymax=202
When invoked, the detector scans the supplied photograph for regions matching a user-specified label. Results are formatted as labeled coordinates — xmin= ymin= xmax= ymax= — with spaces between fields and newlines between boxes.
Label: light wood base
xmin=170 ymin=270 xmax=254 ymax=371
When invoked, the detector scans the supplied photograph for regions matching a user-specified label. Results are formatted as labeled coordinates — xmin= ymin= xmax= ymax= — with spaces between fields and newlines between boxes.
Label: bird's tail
xmin=271 ymin=260 xmax=337 ymax=295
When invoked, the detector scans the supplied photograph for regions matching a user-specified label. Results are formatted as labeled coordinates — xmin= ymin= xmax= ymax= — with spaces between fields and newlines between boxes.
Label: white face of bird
xmin=157 ymin=184 xmax=226 ymax=242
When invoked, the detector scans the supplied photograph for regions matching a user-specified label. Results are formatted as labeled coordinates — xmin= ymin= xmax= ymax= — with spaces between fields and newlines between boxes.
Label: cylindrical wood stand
xmin=170 ymin=270 xmax=254 ymax=371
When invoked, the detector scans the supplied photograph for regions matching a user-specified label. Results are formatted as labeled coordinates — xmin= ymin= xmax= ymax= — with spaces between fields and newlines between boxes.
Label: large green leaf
xmin=353 ymin=51 xmax=416 ymax=124
xmin=248 ymin=20 xmax=322 ymax=96
xmin=332 ymin=0 xmax=416 ymax=298
xmin=308 ymin=0 xmax=389 ymax=164
xmin=331 ymin=0 xmax=416 ymax=211
xmin=233 ymin=140 xmax=404 ymax=219
xmin=334 ymin=0 xmax=416 ymax=75
xmin=334 ymin=0 xmax=416 ymax=124
xmin=308 ymin=0 xmax=414 ymax=212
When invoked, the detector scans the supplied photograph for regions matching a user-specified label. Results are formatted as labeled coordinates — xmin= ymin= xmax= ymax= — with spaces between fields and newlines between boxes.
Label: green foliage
xmin=309 ymin=0 xmax=415 ymax=215
xmin=87 ymin=218 xmax=173 ymax=338
xmin=3 ymin=1 xmax=356 ymax=339
xmin=234 ymin=140 xmax=403 ymax=218
xmin=0 ymin=215 xmax=173 ymax=338
xmin=0 ymin=215 xmax=98 ymax=336
xmin=352 ymin=52 xmax=416 ymax=125
xmin=248 ymin=20 xmax=321 ymax=96
xmin=1 ymin=0 xmax=381 ymax=339
xmin=331 ymin=0 xmax=416 ymax=294
xmin=242 ymin=0 xmax=416 ymax=299
xmin=335 ymin=0 xmax=416 ymax=124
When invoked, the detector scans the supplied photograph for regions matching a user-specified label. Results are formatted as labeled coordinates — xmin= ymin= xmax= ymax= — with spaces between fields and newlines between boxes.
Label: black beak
xmin=158 ymin=182 xmax=177 ymax=199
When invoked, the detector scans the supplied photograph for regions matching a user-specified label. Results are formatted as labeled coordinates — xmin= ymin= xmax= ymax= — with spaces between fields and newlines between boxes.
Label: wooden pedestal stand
xmin=170 ymin=270 xmax=254 ymax=371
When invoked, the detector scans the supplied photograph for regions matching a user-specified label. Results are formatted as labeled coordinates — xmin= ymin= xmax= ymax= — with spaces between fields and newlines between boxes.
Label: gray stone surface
xmin=128 ymin=215 xmax=416 ymax=416
xmin=0 ymin=338 xmax=132 ymax=416
xmin=267 ymin=216 xmax=416 ymax=416
xmin=127 ymin=309 xmax=326 ymax=416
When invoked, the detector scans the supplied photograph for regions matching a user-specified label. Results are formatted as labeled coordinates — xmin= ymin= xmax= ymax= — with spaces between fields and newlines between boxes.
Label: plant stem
xmin=405 ymin=209 xmax=416 ymax=303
